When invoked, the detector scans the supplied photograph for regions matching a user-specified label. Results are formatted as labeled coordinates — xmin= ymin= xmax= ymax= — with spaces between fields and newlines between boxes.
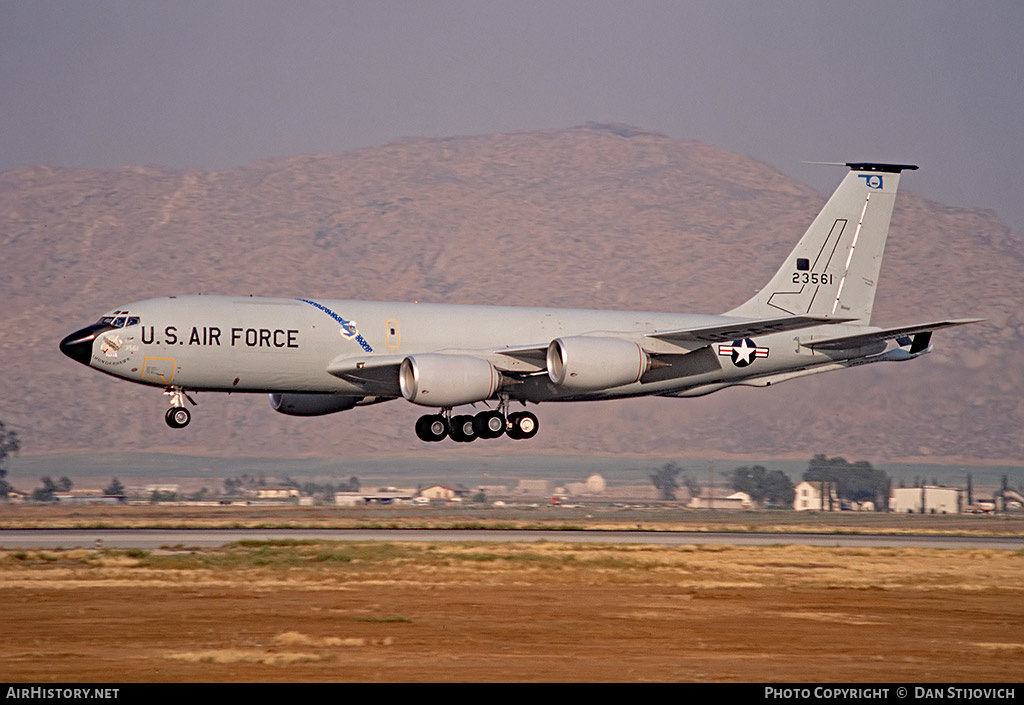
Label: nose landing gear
xmin=164 ymin=387 xmax=196 ymax=428
xmin=165 ymin=406 xmax=191 ymax=429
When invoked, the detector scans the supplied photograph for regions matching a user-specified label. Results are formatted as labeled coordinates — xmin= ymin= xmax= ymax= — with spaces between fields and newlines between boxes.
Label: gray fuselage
xmin=77 ymin=295 xmax=874 ymax=405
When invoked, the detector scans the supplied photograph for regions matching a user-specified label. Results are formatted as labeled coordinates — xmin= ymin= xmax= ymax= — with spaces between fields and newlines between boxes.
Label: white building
xmin=688 ymin=490 xmax=752 ymax=510
xmin=562 ymin=476 xmax=606 ymax=496
xmin=255 ymin=487 xmax=299 ymax=499
xmin=334 ymin=491 xmax=415 ymax=506
xmin=478 ymin=484 xmax=511 ymax=497
xmin=793 ymin=481 xmax=840 ymax=511
xmin=143 ymin=484 xmax=181 ymax=495
xmin=891 ymin=487 xmax=961 ymax=514
xmin=420 ymin=484 xmax=463 ymax=500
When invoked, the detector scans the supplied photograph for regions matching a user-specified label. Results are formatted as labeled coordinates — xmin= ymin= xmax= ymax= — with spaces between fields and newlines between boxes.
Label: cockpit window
xmin=96 ymin=316 xmax=141 ymax=328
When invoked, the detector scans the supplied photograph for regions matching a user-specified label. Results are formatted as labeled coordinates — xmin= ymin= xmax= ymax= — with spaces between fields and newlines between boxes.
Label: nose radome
xmin=59 ymin=325 xmax=108 ymax=366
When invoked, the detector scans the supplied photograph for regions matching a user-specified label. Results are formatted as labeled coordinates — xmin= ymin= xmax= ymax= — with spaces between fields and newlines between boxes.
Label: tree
xmin=650 ymin=463 xmax=683 ymax=501
xmin=680 ymin=474 xmax=699 ymax=498
xmin=32 ymin=476 xmax=58 ymax=502
xmin=727 ymin=465 xmax=768 ymax=503
xmin=275 ymin=475 xmax=362 ymax=502
xmin=0 ymin=421 xmax=21 ymax=498
xmin=187 ymin=487 xmax=209 ymax=501
xmin=803 ymin=454 xmax=890 ymax=509
xmin=57 ymin=476 xmax=73 ymax=492
xmin=762 ymin=469 xmax=796 ymax=507
xmin=223 ymin=477 xmax=244 ymax=496
xmin=726 ymin=465 xmax=795 ymax=507
xmin=149 ymin=490 xmax=179 ymax=503
xmin=343 ymin=476 xmax=361 ymax=493
xmin=104 ymin=477 xmax=126 ymax=496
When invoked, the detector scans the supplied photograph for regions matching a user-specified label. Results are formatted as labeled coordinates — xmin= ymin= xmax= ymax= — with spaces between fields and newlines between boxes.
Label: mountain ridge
xmin=2 ymin=125 xmax=1019 ymax=462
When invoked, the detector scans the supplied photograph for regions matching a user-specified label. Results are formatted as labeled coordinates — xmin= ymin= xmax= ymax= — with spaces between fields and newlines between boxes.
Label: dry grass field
xmin=1 ymin=506 xmax=1022 ymax=683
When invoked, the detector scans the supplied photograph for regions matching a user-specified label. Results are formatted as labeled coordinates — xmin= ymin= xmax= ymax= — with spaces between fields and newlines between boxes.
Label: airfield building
xmin=688 ymin=490 xmax=752 ymax=510
xmin=891 ymin=487 xmax=961 ymax=514
xmin=793 ymin=481 xmax=840 ymax=511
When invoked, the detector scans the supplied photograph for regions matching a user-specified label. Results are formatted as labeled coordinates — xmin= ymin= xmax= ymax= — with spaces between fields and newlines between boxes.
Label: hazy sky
xmin=3 ymin=1 xmax=1022 ymax=230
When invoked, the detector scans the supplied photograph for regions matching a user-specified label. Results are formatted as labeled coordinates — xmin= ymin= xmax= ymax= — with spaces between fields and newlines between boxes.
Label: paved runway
xmin=2 ymin=528 xmax=1022 ymax=550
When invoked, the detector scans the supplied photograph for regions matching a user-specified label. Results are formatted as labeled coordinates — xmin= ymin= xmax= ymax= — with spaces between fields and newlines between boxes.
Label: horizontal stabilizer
xmin=804 ymin=162 xmax=919 ymax=174
xmin=801 ymin=318 xmax=983 ymax=351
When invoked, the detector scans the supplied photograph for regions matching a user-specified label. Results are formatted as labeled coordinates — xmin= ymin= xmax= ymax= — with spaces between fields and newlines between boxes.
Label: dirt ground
xmin=2 ymin=529 xmax=1022 ymax=683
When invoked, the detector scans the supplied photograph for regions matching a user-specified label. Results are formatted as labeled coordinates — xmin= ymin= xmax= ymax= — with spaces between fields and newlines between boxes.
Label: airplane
xmin=60 ymin=162 xmax=980 ymax=443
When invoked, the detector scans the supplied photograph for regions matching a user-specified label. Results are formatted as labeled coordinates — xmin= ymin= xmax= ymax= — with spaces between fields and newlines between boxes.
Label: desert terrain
xmin=1 ymin=506 xmax=1022 ymax=683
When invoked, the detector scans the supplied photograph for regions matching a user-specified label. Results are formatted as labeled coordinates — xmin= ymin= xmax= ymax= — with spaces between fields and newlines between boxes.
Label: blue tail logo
xmin=858 ymin=174 xmax=883 ymax=190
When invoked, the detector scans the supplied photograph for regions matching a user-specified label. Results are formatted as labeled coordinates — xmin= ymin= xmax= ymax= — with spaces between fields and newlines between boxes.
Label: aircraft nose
xmin=59 ymin=324 xmax=109 ymax=366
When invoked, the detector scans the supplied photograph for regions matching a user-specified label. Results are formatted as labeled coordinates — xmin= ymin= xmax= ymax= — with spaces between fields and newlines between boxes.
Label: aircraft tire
xmin=473 ymin=410 xmax=505 ymax=439
xmin=509 ymin=411 xmax=538 ymax=440
xmin=450 ymin=415 xmax=478 ymax=443
xmin=416 ymin=414 xmax=449 ymax=442
xmin=506 ymin=416 xmax=524 ymax=440
xmin=165 ymin=407 xmax=191 ymax=429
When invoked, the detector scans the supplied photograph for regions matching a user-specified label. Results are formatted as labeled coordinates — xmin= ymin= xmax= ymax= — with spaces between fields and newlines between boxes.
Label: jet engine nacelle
xmin=399 ymin=354 xmax=501 ymax=407
xmin=547 ymin=336 xmax=650 ymax=391
xmin=269 ymin=393 xmax=359 ymax=416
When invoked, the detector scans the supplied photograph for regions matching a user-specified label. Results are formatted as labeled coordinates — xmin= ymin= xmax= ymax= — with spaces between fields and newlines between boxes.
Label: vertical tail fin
xmin=726 ymin=163 xmax=917 ymax=324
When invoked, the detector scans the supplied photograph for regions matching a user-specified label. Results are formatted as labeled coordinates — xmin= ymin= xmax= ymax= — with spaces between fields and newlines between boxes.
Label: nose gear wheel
xmin=163 ymin=387 xmax=196 ymax=429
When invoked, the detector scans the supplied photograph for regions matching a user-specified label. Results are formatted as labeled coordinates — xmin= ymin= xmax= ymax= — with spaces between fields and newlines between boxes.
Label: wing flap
xmin=650 ymin=314 xmax=856 ymax=345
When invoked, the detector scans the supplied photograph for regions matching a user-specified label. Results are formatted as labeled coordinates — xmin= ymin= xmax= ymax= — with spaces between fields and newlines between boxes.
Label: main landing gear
xmin=415 ymin=407 xmax=539 ymax=443
xmin=164 ymin=387 xmax=196 ymax=429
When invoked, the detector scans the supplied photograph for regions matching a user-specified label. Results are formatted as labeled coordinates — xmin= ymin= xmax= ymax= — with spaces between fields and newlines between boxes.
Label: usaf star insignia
xmin=718 ymin=338 xmax=769 ymax=367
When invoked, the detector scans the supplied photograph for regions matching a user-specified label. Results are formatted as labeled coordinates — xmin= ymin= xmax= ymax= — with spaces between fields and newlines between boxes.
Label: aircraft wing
xmin=648 ymin=314 xmax=856 ymax=345
xmin=800 ymin=318 xmax=984 ymax=352
xmin=325 ymin=315 xmax=860 ymax=388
